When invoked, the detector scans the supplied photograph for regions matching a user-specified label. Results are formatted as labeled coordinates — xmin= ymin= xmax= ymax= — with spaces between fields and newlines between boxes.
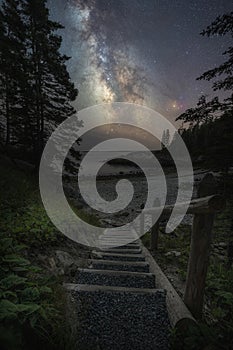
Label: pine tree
xmin=198 ymin=12 xmax=233 ymax=99
xmin=0 ymin=0 xmax=26 ymax=148
xmin=165 ymin=129 xmax=170 ymax=147
xmin=176 ymin=12 xmax=233 ymax=172
xmin=22 ymin=0 xmax=79 ymax=164
xmin=161 ymin=130 xmax=166 ymax=149
xmin=0 ymin=0 xmax=79 ymax=165
xmin=176 ymin=11 xmax=233 ymax=126
xmin=161 ymin=129 xmax=170 ymax=149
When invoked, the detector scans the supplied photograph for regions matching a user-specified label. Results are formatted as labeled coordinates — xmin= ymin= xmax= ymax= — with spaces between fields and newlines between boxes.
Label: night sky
xmin=48 ymin=0 xmax=232 ymax=126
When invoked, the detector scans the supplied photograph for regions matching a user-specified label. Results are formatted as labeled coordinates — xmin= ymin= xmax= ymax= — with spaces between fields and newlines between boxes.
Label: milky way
xmin=48 ymin=0 xmax=232 ymax=125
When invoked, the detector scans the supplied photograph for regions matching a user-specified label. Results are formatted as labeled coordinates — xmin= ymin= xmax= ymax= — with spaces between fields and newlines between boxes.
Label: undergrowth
xmin=142 ymin=199 xmax=233 ymax=350
xmin=0 ymin=160 xmax=91 ymax=349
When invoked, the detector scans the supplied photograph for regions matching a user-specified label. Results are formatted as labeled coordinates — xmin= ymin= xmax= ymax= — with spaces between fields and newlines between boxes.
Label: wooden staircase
xmin=65 ymin=234 xmax=170 ymax=350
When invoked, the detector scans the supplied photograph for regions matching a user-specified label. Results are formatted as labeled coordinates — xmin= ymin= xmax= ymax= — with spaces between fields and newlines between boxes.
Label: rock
xmin=92 ymin=251 xmax=103 ymax=259
xmin=57 ymin=268 xmax=65 ymax=276
xmin=55 ymin=250 xmax=75 ymax=268
xmin=218 ymin=242 xmax=227 ymax=248
xmin=48 ymin=257 xmax=57 ymax=270
xmin=165 ymin=251 xmax=181 ymax=257
xmin=55 ymin=250 xmax=88 ymax=278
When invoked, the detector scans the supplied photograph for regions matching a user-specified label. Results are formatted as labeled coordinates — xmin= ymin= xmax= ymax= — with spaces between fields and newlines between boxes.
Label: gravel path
xmin=66 ymin=234 xmax=171 ymax=349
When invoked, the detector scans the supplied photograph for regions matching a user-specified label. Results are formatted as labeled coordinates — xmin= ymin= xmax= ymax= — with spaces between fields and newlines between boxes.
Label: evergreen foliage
xmin=0 ymin=0 xmax=79 ymax=165
xmin=176 ymin=12 xmax=233 ymax=172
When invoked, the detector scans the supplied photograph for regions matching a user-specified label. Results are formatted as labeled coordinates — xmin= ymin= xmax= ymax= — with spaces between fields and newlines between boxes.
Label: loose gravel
xmin=69 ymin=240 xmax=170 ymax=349
xmin=71 ymin=288 xmax=170 ymax=350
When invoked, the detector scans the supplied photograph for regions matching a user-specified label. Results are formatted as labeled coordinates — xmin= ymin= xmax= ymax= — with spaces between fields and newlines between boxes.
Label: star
xmin=49 ymin=0 xmax=232 ymax=123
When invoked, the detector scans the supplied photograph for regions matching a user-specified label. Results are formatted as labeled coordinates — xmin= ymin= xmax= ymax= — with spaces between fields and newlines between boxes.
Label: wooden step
xmin=100 ymin=248 xmax=142 ymax=254
xmin=99 ymin=243 xmax=140 ymax=249
xmin=77 ymin=268 xmax=155 ymax=289
xmin=92 ymin=251 xmax=145 ymax=262
xmin=89 ymin=259 xmax=150 ymax=273
xmin=65 ymin=283 xmax=170 ymax=350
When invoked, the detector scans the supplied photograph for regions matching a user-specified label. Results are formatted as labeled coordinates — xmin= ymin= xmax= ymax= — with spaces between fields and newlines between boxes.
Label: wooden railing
xmin=139 ymin=174 xmax=226 ymax=319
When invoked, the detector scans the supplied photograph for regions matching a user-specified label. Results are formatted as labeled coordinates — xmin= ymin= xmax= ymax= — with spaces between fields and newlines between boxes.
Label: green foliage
xmin=0 ymin=160 xmax=101 ymax=349
xmin=154 ymin=203 xmax=233 ymax=349
xmin=171 ymin=264 xmax=233 ymax=350
xmin=0 ymin=232 xmax=63 ymax=350
xmin=0 ymin=162 xmax=79 ymax=349
xmin=0 ymin=160 xmax=60 ymax=246
xmin=171 ymin=322 xmax=218 ymax=350
xmin=1 ymin=202 xmax=60 ymax=245
xmin=141 ymin=231 xmax=151 ymax=247
xmin=205 ymin=263 xmax=233 ymax=346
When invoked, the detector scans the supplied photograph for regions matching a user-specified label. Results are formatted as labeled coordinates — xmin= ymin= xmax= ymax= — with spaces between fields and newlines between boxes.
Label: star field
xmin=48 ymin=0 xmax=232 ymax=125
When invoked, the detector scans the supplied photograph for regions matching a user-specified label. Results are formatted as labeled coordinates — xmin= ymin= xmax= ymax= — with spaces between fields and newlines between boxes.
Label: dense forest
xmin=0 ymin=0 xmax=79 ymax=166
xmin=0 ymin=1 xmax=82 ymax=349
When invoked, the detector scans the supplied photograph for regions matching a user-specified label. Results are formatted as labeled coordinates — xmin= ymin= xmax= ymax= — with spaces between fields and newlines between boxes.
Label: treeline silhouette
xmin=0 ymin=0 xmax=78 ymax=167
xmin=175 ymin=12 xmax=233 ymax=174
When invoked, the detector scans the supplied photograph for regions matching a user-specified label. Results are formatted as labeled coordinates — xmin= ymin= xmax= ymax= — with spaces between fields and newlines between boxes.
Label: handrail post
xmin=151 ymin=198 xmax=160 ymax=250
xmin=184 ymin=212 xmax=215 ymax=319
xmin=184 ymin=173 xmax=217 ymax=319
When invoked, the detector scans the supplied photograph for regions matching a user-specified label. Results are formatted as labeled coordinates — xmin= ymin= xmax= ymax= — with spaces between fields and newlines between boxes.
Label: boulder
xmin=55 ymin=250 xmax=76 ymax=268
xmin=165 ymin=251 xmax=181 ymax=258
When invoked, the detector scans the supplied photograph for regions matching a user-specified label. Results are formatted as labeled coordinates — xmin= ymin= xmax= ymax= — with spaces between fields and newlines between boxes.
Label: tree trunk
xmin=5 ymin=79 xmax=10 ymax=147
